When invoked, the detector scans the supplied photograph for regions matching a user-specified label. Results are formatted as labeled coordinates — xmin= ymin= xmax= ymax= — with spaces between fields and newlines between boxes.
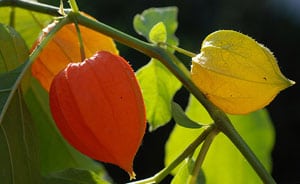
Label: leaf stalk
xmin=128 ymin=125 xmax=215 ymax=184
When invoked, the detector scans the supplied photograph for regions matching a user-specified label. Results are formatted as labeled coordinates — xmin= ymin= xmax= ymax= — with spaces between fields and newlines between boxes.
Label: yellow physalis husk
xmin=191 ymin=30 xmax=295 ymax=114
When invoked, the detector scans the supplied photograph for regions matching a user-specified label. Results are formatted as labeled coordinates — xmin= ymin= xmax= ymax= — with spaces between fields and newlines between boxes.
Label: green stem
xmin=128 ymin=125 xmax=215 ymax=184
xmin=9 ymin=7 xmax=15 ymax=27
xmin=68 ymin=0 xmax=79 ymax=13
xmin=164 ymin=43 xmax=197 ymax=58
xmin=0 ymin=16 xmax=70 ymax=123
xmin=189 ymin=128 xmax=219 ymax=184
xmin=0 ymin=0 xmax=69 ymax=16
xmin=73 ymin=18 xmax=86 ymax=60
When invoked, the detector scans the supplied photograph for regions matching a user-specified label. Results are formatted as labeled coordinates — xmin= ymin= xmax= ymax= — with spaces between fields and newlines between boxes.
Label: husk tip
xmin=128 ymin=171 xmax=136 ymax=180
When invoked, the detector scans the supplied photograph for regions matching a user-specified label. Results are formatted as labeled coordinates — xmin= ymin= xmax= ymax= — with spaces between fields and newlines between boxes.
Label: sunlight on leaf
xmin=134 ymin=7 xmax=181 ymax=130
xmin=133 ymin=6 xmax=178 ymax=46
xmin=136 ymin=59 xmax=181 ymax=130
xmin=165 ymin=95 xmax=275 ymax=183
xmin=171 ymin=158 xmax=205 ymax=184
xmin=149 ymin=22 xmax=167 ymax=44
xmin=191 ymin=30 xmax=295 ymax=114
xmin=0 ymin=7 xmax=52 ymax=47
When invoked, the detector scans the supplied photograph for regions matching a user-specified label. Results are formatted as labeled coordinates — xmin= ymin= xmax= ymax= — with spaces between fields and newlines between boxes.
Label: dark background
xmin=42 ymin=0 xmax=300 ymax=183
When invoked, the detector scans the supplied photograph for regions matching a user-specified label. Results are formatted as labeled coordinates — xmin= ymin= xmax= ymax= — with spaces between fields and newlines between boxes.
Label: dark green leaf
xmin=0 ymin=90 xmax=41 ymax=184
xmin=133 ymin=6 xmax=178 ymax=46
xmin=0 ymin=23 xmax=40 ymax=184
xmin=165 ymin=95 xmax=275 ymax=183
xmin=136 ymin=59 xmax=181 ymax=130
xmin=0 ymin=63 xmax=26 ymax=119
xmin=23 ymin=78 xmax=110 ymax=178
xmin=0 ymin=23 xmax=29 ymax=127
xmin=0 ymin=23 xmax=28 ymax=72
xmin=43 ymin=168 xmax=111 ymax=184
xmin=171 ymin=101 xmax=203 ymax=128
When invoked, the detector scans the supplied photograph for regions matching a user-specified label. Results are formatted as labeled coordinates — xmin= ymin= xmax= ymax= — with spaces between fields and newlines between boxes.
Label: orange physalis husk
xmin=49 ymin=51 xmax=146 ymax=179
xmin=31 ymin=20 xmax=118 ymax=91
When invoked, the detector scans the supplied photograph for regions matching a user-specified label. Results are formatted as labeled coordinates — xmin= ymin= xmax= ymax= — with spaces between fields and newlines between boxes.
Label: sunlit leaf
xmin=171 ymin=158 xmax=205 ymax=184
xmin=191 ymin=30 xmax=295 ymax=114
xmin=43 ymin=168 xmax=111 ymax=184
xmin=0 ymin=7 xmax=52 ymax=47
xmin=171 ymin=101 xmax=202 ymax=129
xmin=134 ymin=7 xmax=181 ymax=130
xmin=149 ymin=22 xmax=167 ymax=44
xmin=133 ymin=6 xmax=178 ymax=46
xmin=165 ymin=95 xmax=275 ymax=183
xmin=136 ymin=59 xmax=181 ymax=130
xmin=31 ymin=20 xmax=119 ymax=91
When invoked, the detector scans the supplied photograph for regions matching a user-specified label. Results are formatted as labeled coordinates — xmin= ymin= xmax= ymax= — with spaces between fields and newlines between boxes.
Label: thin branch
xmin=128 ymin=125 xmax=216 ymax=184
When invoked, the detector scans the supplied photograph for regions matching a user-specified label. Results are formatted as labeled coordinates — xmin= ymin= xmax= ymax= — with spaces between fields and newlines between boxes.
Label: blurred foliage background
xmin=39 ymin=0 xmax=300 ymax=183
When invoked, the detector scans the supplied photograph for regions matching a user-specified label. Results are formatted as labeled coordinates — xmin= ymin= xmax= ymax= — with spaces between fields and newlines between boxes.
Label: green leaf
xmin=171 ymin=102 xmax=202 ymax=129
xmin=0 ymin=23 xmax=29 ymax=126
xmin=149 ymin=22 xmax=167 ymax=44
xmin=0 ymin=23 xmax=28 ymax=72
xmin=165 ymin=95 xmax=275 ymax=183
xmin=171 ymin=158 xmax=205 ymax=184
xmin=0 ymin=90 xmax=41 ymax=184
xmin=0 ymin=23 xmax=39 ymax=183
xmin=0 ymin=7 xmax=52 ymax=47
xmin=43 ymin=168 xmax=111 ymax=184
xmin=23 ymin=78 xmax=110 ymax=178
xmin=133 ymin=6 xmax=178 ymax=47
xmin=134 ymin=7 xmax=181 ymax=130
xmin=136 ymin=59 xmax=181 ymax=130
xmin=0 ymin=64 xmax=26 ymax=118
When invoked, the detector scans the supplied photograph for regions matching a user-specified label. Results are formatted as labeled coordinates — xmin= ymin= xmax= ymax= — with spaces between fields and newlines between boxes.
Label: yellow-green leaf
xmin=165 ymin=95 xmax=275 ymax=183
xmin=191 ymin=30 xmax=295 ymax=114
xmin=149 ymin=22 xmax=167 ymax=44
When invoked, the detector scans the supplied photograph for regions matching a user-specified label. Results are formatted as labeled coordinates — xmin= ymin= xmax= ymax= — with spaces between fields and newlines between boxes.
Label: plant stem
xmin=128 ymin=125 xmax=215 ymax=184
xmin=73 ymin=18 xmax=86 ymax=60
xmin=189 ymin=128 xmax=219 ymax=184
xmin=9 ymin=7 xmax=15 ymax=27
xmin=164 ymin=43 xmax=197 ymax=58
xmin=68 ymin=0 xmax=79 ymax=13
xmin=0 ymin=0 xmax=69 ymax=16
